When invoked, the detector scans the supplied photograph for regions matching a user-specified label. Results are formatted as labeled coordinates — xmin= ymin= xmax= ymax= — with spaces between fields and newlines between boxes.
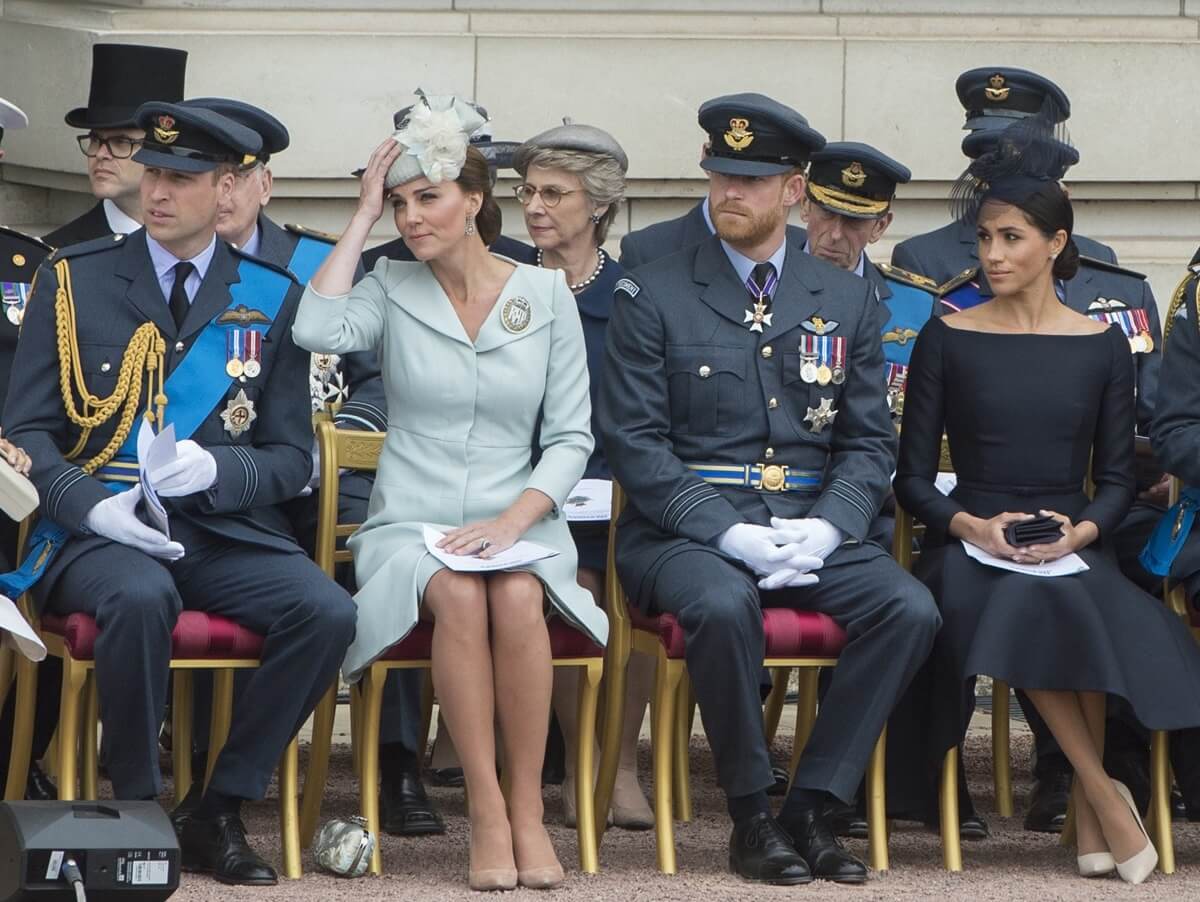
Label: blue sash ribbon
xmin=287 ymin=235 xmax=333 ymax=284
xmin=1140 ymin=487 xmax=1200 ymax=577
xmin=4 ymin=255 xmax=294 ymax=596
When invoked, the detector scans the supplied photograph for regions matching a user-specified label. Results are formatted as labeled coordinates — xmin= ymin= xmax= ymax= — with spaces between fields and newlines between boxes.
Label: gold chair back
xmin=314 ymin=419 xmax=385 ymax=579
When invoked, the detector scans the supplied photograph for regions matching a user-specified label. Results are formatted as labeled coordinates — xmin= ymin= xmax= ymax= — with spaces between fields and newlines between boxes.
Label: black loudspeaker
xmin=0 ymin=802 xmax=179 ymax=901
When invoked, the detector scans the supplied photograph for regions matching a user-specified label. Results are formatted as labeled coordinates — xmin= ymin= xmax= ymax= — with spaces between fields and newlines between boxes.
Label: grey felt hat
xmin=513 ymin=120 xmax=628 ymax=174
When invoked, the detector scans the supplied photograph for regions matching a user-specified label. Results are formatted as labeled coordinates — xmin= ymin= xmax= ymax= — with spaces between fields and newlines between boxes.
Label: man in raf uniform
xmin=3 ymin=102 xmax=356 ymax=884
xmin=800 ymin=142 xmax=936 ymax=422
xmin=43 ymin=44 xmax=188 ymax=248
xmin=893 ymin=66 xmax=1164 ymax=832
xmin=181 ymin=96 xmax=442 ymax=836
xmin=599 ymin=93 xmax=939 ymax=885
xmin=361 ymin=103 xmax=535 ymax=269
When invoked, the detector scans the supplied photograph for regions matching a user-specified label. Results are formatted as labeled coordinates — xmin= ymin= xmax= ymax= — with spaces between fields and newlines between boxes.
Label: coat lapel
xmin=179 ymin=240 xmax=240 ymax=340
xmin=1062 ymin=263 xmax=1098 ymax=313
xmin=694 ymin=235 xmax=756 ymax=329
xmin=766 ymin=233 xmax=824 ymax=337
xmin=113 ymin=230 xmax=177 ymax=338
xmin=863 ymin=253 xmax=891 ymax=302
xmin=254 ymin=214 xmax=295 ymax=272
xmin=474 ymin=265 xmax=555 ymax=353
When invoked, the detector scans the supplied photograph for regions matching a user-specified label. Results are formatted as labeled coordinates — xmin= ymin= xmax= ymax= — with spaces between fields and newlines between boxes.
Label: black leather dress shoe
xmin=381 ymin=769 xmax=445 ymax=836
xmin=430 ymin=767 xmax=464 ymax=788
xmin=1024 ymin=772 xmax=1071 ymax=833
xmin=826 ymin=801 xmax=868 ymax=839
xmin=782 ymin=808 xmax=868 ymax=884
xmin=728 ymin=813 xmax=812 ymax=885
xmin=169 ymin=782 xmax=204 ymax=840
xmin=25 ymin=763 xmax=57 ymax=801
xmin=180 ymin=812 xmax=277 ymax=886
xmin=766 ymin=765 xmax=790 ymax=797
xmin=1171 ymin=788 xmax=1187 ymax=821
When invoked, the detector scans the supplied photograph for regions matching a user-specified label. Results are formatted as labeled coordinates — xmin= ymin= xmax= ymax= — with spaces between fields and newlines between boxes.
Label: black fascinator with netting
xmin=949 ymin=95 xmax=1076 ymax=226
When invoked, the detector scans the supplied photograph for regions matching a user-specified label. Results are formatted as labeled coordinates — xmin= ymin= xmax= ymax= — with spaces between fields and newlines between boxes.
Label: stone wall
xmin=3 ymin=1 xmax=1199 ymax=305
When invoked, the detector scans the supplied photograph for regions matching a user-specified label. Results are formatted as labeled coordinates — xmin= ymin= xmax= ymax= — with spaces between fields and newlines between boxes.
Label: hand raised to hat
xmin=355 ymin=138 xmax=405 ymax=227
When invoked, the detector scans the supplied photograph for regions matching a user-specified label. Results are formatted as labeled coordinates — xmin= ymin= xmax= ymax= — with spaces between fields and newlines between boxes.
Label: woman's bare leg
xmin=1025 ymin=689 xmax=1148 ymax=863
xmin=486 ymin=572 xmax=559 ymax=875
xmin=424 ymin=570 xmax=513 ymax=877
xmin=1070 ymin=691 xmax=1107 ymax=856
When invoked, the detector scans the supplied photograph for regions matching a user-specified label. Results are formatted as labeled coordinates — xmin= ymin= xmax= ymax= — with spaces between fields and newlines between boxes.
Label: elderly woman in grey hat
xmin=513 ymin=123 xmax=653 ymax=831
xmin=294 ymin=92 xmax=607 ymax=891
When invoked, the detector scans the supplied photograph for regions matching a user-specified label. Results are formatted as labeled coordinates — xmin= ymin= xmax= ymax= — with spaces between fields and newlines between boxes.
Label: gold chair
xmin=300 ymin=420 xmax=604 ymax=876
xmin=593 ymin=483 xmax=889 ymax=875
xmin=3 ymin=520 xmax=304 ymax=878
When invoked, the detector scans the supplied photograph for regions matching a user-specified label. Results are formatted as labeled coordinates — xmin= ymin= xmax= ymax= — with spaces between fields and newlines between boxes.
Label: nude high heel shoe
xmin=468 ymin=868 xmax=518 ymax=892
xmin=1076 ymin=851 xmax=1115 ymax=878
xmin=1112 ymin=780 xmax=1157 ymax=885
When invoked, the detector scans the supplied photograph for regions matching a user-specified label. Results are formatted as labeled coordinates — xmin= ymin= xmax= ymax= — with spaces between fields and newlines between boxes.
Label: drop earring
xmin=465 ymin=214 xmax=476 ymax=236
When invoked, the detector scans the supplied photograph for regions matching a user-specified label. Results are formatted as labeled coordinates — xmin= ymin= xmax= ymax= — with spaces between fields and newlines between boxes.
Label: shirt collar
xmin=240 ymin=224 xmax=262 ymax=259
xmin=102 ymin=198 xmax=141 ymax=236
xmin=700 ymin=197 xmax=717 ymax=235
xmin=145 ymin=232 xmax=218 ymax=284
xmin=719 ymin=236 xmax=787 ymax=288
xmin=802 ymin=241 xmax=866 ymax=277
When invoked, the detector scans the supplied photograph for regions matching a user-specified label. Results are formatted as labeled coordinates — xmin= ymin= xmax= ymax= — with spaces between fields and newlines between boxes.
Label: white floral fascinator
xmin=384 ymin=90 xmax=488 ymax=189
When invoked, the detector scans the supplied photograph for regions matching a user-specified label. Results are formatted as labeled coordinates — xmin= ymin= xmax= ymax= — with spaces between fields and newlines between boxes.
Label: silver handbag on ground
xmin=313 ymin=815 xmax=375 ymax=877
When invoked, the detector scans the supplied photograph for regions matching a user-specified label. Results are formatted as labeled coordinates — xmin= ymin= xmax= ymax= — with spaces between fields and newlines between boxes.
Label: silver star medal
xmin=804 ymin=397 xmax=838 ymax=433
xmin=220 ymin=388 xmax=258 ymax=438
xmin=744 ymin=294 xmax=773 ymax=333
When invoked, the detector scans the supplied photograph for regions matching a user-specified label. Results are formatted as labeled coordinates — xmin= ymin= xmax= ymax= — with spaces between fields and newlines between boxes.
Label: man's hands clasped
xmin=83 ymin=486 xmax=184 ymax=561
xmin=716 ymin=517 xmax=846 ymax=591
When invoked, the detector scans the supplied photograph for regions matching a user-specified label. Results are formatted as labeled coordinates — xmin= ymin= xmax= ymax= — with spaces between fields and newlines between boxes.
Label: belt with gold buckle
xmin=686 ymin=463 xmax=822 ymax=493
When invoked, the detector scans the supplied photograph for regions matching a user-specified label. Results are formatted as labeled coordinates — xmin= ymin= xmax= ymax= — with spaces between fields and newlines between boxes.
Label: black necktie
xmin=169 ymin=261 xmax=194 ymax=331
xmin=749 ymin=262 xmax=777 ymax=300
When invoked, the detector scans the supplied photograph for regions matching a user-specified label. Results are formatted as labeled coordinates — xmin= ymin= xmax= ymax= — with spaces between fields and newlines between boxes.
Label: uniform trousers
xmin=37 ymin=528 xmax=356 ymax=801
xmin=646 ymin=541 xmax=939 ymax=803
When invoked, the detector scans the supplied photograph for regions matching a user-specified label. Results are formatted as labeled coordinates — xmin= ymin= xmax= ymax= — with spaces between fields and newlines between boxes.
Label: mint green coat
xmin=293 ymin=259 xmax=608 ymax=680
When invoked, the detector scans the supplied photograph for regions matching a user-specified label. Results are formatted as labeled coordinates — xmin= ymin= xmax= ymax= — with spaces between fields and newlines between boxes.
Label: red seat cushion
xmin=41 ymin=610 xmax=265 ymax=662
xmin=630 ymin=605 xmax=847 ymax=660
xmin=376 ymin=618 xmax=601 ymax=663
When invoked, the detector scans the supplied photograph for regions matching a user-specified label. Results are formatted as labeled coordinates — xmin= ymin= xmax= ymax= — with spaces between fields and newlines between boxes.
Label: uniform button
xmin=174 ymin=341 xmax=185 ymax=353
xmin=698 ymin=365 xmax=712 ymax=378
xmin=768 ymin=397 xmax=778 ymax=409
xmin=100 ymin=362 xmax=111 ymax=373
xmin=761 ymin=345 xmax=773 ymax=358
xmin=764 ymin=447 xmax=775 ymax=460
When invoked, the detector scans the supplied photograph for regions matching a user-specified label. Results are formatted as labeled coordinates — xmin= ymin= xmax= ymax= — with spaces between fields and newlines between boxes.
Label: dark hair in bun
xmin=1007 ymin=179 xmax=1079 ymax=281
xmin=455 ymin=146 xmax=503 ymax=246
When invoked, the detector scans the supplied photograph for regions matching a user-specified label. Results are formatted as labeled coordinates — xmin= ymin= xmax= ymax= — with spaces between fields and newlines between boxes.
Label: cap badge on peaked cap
xmin=154 ymin=114 xmax=179 ymax=144
xmin=841 ymin=162 xmax=867 ymax=188
xmin=724 ymin=117 xmax=754 ymax=152
xmin=985 ymin=74 xmax=1010 ymax=102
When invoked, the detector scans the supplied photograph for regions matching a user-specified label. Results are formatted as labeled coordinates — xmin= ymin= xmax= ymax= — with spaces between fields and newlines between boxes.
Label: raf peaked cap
xmin=0 ymin=97 xmax=29 ymax=134
xmin=513 ymin=120 xmax=628 ymax=174
xmin=0 ymin=226 xmax=52 ymax=283
xmin=956 ymin=66 xmax=1071 ymax=131
xmin=182 ymin=97 xmax=289 ymax=163
xmin=806 ymin=141 xmax=911 ymax=219
xmin=133 ymin=102 xmax=261 ymax=173
xmin=65 ymin=43 xmax=188 ymax=130
xmin=698 ymin=93 xmax=825 ymax=177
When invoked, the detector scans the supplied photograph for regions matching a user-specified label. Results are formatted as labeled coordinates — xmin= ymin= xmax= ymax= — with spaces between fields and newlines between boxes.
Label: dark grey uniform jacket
xmin=4 ymin=230 xmax=313 ymax=599
xmin=42 ymin=201 xmax=113 ymax=250
xmin=619 ymin=199 xmax=808 ymax=270
xmin=598 ymin=229 xmax=894 ymax=607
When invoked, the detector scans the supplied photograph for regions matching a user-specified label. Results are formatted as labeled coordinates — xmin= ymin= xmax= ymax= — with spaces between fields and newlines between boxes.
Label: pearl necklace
xmin=537 ymin=247 xmax=606 ymax=293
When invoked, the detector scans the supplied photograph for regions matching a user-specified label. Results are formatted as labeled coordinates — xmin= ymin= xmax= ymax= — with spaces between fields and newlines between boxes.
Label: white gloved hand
xmin=767 ymin=516 xmax=844 ymax=561
xmin=757 ymin=568 xmax=821 ymax=591
xmin=83 ymin=486 xmax=185 ymax=560
xmin=716 ymin=523 xmax=796 ymax=576
xmin=149 ymin=440 xmax=218 ymax=498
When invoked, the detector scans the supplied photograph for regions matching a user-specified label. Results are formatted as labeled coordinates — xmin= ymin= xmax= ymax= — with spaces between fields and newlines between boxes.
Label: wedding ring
xmin=479 ymin=539 xmax=491 ymax=551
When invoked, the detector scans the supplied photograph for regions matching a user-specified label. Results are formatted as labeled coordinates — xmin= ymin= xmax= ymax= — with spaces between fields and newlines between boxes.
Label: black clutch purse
xmin=1003 ymin=515 xmax=1064 ymax=547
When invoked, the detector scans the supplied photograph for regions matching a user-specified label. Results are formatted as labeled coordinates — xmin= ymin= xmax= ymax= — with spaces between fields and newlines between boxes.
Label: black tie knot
xmin=169 ymin=261 xmax=195 ymax=330
xmin=750 ymin=262 xmax=776 ymax=295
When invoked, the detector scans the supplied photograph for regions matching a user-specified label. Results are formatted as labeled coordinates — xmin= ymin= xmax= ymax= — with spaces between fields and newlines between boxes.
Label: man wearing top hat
xmin=893 ymin=65 xmax=1166 ymax=834
xmin=3 ymin=101 xmax=356 ymax=884
xmin=361 ymin=103 xmax=535 ymax=269
xmin=177 ymin=96 xmax=443 ymax=837
xmin=598 ymin=92 xmax=939 ymax=885
xmin=43 ymin=44 xmax=188 ymax=248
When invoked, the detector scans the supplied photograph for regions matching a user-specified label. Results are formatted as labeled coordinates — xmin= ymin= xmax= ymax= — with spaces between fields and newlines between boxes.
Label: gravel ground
xmin=157 ymin=725 xmax=1200 ymax=901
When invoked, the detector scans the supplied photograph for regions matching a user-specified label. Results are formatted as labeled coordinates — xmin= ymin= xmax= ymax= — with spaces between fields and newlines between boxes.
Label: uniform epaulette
xmin=876 ymin=262 xmax=937 ymax=294
xmin=1164 ymin=267 xmax=1200 ymax=343
xmin=285 ymin=223 xmax=340 ymax=245
xmin=230 ymin=244 xmax=300 ymax=284
xmin=1187 ymin=245 xmax=1200 ymax=268
xmin=1077 ymin=255 xmax=1146 ymax=281
xmin=55 ymin=232 xmax=126 ymax=259
xmin=936 ymin=266 xmax=978 ymax=297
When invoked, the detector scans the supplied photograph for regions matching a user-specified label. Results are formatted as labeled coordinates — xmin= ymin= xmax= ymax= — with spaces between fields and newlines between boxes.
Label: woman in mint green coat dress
xmin=292 ymin=94 xmax=607 ymax=891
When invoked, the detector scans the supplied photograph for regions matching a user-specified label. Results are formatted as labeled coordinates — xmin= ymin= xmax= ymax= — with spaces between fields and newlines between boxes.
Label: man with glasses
xmin=43 ymin=44 xmax=187 ymax=249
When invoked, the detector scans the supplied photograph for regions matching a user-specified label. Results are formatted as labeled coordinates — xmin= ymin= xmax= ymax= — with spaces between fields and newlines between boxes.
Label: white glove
xmin=716 ymin=523 xmax=796 ymax=576
xmin=757 ymin=567 xmax=821 ymax=591
xmin=767 ymin=516 xmax=845 ymax=561
xmin=83 ymin=487 xmax=185 ymax=560
xmin=149 ymin=440 xmax=218 ymax=498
